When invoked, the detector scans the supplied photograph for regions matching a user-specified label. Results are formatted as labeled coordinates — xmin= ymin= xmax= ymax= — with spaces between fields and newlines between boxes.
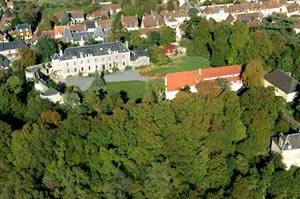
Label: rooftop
xmin=0 ymin=40 xmax=28 ymax=51
xmin=273 ymin=132 xmax=300 ymax=150
xmin=166 ymin=65 xmax=242 ymax=91
xmin=16 ymin=23 xmax=31 ymax=31
xmin=264 ymin=69 xmax=300 ymax=94
xmin=59 ymin=42 xmax=129 ymax=61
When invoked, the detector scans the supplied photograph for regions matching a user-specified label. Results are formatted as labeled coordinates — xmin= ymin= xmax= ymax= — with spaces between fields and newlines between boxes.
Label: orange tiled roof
xmin=166 ymin=65 xmax=242 ymax=91
xmin=54 ymin=25 xmax=69 ymax=35
xmin=122 ymin=16 xmax=138 ymax=28
xmin=166 ymin=70 xmax=202 ymax=91
xmin=202 ymin=65 xmax=242 ymax=79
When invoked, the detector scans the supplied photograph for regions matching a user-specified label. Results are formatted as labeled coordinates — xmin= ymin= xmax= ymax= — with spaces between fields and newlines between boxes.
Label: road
xmin=282 ymin=110 xmax=300 ymax=129
xmin=64 ymin=71 xmax=155 ymax=91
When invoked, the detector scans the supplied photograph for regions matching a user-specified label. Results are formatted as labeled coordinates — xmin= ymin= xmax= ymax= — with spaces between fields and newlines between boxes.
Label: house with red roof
xmin=165 ymin=65 xmax=243 ymax=100
xmin=164 ymin=44 xmax=177 ymax=57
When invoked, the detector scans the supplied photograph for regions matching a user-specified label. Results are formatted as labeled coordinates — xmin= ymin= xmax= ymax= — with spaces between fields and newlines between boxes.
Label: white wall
xmin=264 ymin=79 xmax=298 ymax=102
xmin=282 ymin=148 xmax=300 ymax=170
xmin=51 ymin=51 xmax=131 ymax=78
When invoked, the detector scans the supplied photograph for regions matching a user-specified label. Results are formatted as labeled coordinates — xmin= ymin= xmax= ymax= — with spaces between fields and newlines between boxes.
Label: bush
xmin=125 ymin=66 xmax=132 ymax=71
xmin=112 ymin=67 xmax=119 ymax=72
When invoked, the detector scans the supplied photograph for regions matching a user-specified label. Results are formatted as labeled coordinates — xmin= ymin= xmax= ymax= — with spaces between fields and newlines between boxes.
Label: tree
xmin=148 ymin=31 xmax=160 ymax=46
xmin=145 ymin=78 xmax=165 ymax=102
xmin=35 ymin=36 xmax=58 ymax=63
xmin=13 ymin=48 xmax=37 ymax=72
xmin=159 ymin=26 xmax=176 ymax=45
xmin=242 ymin=58 xmax=265 ymax=88
xmin=60 ymin=12 xmax=70 ymax=25
xmin=167 ymin=0 xmax=175 ymax=11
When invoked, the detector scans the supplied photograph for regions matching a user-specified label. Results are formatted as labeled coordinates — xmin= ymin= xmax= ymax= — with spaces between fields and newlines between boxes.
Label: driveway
xmin=64 ymin=71 xmax=154 ymax=91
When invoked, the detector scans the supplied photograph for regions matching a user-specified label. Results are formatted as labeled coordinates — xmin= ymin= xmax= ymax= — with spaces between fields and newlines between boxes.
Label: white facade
xmin=271 ymin=133 xmax=300 ymax=170
xmin=165 ymin=79 xmax=243 ymax=100
xmin=130 ymin=56 xmax=150 ymax=68
xmin=51 ymin=51 xmax=131 ymax=78
xmin=264 ymin=79 xmax=298 ymax=102
xmin=0 ymin=48 xmax=19 ymax=61
xmin=40 ymin=92 xmax=63 ymax=104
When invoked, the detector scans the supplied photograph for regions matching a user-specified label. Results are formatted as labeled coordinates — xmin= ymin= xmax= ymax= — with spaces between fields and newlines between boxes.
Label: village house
xmin=104 ymin=4 xmax=122 ymax=17
xmin=0 ymin=40 xmax=28 ymax=61
xmin=271 ymin=132 xmax=300 ymax=170
xmin=163 ymin=0 xmax=187 ymax=7
xmin=54 ymin=25 xmax=68 ymax=39
xmin=165 ymin=65 xmax=243 ymax=100
xmin=69 ymin=11 xmax=85 ymax=24
xmin=0 ymin=55 xmax=10 ymax=69
xmin=161 ymin=9 xmax=190 ymax=29
xmin=41 ymin=30 xmax=56 ymax=39
xmin=85 ymin=20 xmax=97 ymax=32
xmin=121 ymin=15 xmax=139 ymax=31
xmin=6 ymin=0 xmax=13 ymax=9
xmin=286 ymin=3 xmax=300 ymax=16
xmin=264 ymin=69 xmax=300 ymax=102
xmin=141 ymin=11 xmax=164 ymax=29
xmin=199 ymin=0 xmax=293 ymax=22
xmin=62 ymin=27 xmax=105 ymax=46
xmin=164 ymin=44 xmax=177 ymax=57
xmin=13 ymin=23 xmax=32 ymax=40
xmin=294 ymin=20 xmax=300 ymax=34
xmin=87 ymin=9 xmax=109 ymax=20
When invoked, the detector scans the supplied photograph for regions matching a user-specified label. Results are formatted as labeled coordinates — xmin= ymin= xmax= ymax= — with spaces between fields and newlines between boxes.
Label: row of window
xmin=65 ymin=55 xmax=127 ymax=66
xmin=66 ymin=62 xmax=126 ymax=73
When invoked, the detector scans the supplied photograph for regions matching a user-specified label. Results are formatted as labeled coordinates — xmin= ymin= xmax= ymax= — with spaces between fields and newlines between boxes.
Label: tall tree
xmin=35 ymin=36 xmax=58 ymax=63
xmin=242 ymin=58 xmax=265 ymax=88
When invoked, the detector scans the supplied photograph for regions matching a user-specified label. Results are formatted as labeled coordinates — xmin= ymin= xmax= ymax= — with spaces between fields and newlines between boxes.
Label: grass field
xmin=146 ymin=56 xmax=210 ymax=75
xmin=107 ymin=81 xmax=147 ymax=100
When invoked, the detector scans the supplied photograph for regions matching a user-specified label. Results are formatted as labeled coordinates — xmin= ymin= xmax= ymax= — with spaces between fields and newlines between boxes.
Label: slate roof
xmin=15 ymin=23 xmax=31 ymax=31
xmin=98 ymin=19 xmax=113 ymax=29
xmin=72 ymin=32 xmax=94 ymax=41
xmin=264 ymin=69 xmax=300 ymax=94
xmin=42 ymin=88 xmax=60 ymax=96
xmin=273 ymin=132 xmax=300 ymax=150
xmin=60 ymin=42 xmax=129 ymax=60
xmin=0 ymin=40 xmax=28 ymax=51
xmin=130 ymin=49 xmax=149 ymax=61
xmin=0 ymin=56 xmax=10 ymax=68
xmin=94 ymin=26 xmax=104 ymax=38
xmin=85 ymin=20 xmax=97 ymax=29
xmin=62 ymin=27 xmax=104 ymax=42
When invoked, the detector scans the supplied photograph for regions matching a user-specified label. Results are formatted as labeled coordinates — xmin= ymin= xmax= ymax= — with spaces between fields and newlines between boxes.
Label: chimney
xmin=59 ymin=49 xmax=63 ymax=56
xmin=125 ymin=40 xmax=129 ymax=49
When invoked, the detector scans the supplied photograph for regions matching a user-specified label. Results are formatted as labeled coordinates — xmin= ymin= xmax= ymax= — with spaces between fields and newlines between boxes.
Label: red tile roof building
xmin=164 ymin=44 xmax=177 ymax=57
xmin=165 ymin=65 xmax=243 ymax=99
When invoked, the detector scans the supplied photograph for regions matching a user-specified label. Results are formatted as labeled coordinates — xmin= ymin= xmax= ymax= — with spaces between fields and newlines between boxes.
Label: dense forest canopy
xmin=0 ymin=65 xmax=298 ymax=198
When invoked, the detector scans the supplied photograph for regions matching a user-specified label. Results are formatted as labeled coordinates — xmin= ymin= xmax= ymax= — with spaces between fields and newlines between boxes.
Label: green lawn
xmin=147 ymin=56 xmax=210 ymax=75
xmin=107 ymin=81 xmax=147 ymax=100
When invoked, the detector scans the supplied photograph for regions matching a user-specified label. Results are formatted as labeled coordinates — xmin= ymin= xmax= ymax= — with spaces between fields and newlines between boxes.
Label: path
xmin=64 ymin=71 xmax=155 ymax=91
xmin=282 ymin=110 xmax=300 ymax=129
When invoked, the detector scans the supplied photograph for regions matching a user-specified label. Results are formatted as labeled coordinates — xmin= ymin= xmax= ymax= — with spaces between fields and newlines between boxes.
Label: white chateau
xmin=50 ymin=42 xmax=150 ymax=78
